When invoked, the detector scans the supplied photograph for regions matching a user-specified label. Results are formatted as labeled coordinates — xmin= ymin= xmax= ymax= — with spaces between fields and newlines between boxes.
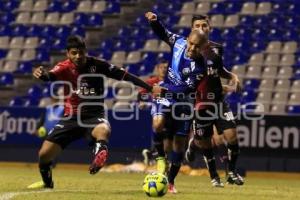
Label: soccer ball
xmin=142 ymin=172 xmax=168 ymax=197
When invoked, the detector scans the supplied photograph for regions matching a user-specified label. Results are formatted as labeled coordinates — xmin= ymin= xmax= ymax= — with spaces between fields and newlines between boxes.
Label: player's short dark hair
xmin=66 ymin=35 xmax=86 ymax=50
xmin=191 ymin=15 xmax=210 ymax=26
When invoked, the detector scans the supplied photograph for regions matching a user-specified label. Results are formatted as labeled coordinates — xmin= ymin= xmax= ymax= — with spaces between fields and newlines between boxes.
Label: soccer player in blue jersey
xmin=145 ymin=13 xmax=209 ymax=193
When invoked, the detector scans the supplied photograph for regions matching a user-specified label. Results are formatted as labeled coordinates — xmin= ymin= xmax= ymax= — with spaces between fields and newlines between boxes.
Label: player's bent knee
xmin=152 ymin=120 xmax=164 ymax=133
xmin=92 ymin=123 xmax=111 ymax=139
xmin=223 ymin=129 xmax=238 ymax=144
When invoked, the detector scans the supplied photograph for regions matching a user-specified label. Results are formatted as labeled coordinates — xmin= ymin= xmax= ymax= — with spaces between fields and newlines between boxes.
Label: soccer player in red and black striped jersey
xmin=28 ymin=35 xmax=163 ymax=189
xmin=186 ymin=15 xmax=244 ymax=187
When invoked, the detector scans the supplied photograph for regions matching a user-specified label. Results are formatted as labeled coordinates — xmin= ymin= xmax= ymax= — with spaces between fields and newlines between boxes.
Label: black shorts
xmin=46 ymin=116 xmax=110 ymax=149
xmin=193 ymin=101 xmax=236 ymax=140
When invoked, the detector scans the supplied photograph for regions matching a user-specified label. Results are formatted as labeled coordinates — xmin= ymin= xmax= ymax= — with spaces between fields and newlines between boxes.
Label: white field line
xmin=0 ymin=189 xmax=98 ymax=200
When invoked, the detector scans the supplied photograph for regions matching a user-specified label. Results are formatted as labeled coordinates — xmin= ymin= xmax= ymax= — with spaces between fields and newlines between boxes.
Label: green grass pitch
xmin=0 ymin=163 xmax=299 ymax=200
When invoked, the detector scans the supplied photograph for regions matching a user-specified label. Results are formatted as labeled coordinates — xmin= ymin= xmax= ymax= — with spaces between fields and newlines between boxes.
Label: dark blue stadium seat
xmin=36 ymin=49 xmax=50 ymax=62
xmin=243 ymin=79 xmax=260 ymax=91
xmin=55 ymin=26 xmax=71 ymax=39
xmin=268 ymin=28 xmax=282 ymax=40
xmin=157 ymin=52 xmax=171 ymax=63
xmin=209 ymin=2 xmax=226 ymax=14
xmin=11 ymin=25 xmax=28 ymax=36
xmin=47 ymin=0 xmax=63 ymax=12
xmin=27 ymin=25 xmax=43 ymax=37
xmin=287 ymin=105 xmax=300 ymax=114
xmin=0 ymin=73 xmax=14 ymax=86
xmin=62 ymin=0 xmax=77 ymax=12
xmin=226 ymin=92 xmax=242 ymax=104
xmin=239 ymin=16 xmax=254 ymax=28
xmin=0 ymin=13 xmax=15 ymax=24
xmin=71 ymin=26 xmax=85 ymax=37
xmin=27 ymin=85 xmax=42 ymax=100
xmin=114 ymin=40 xmax=128 ymax=51
xmin=233 ymin=54 xmax=248 ymax=65
xmin=3 ymin=0 xmax=19 ymax=12
xmin=52 ymin=38 xmax=66 ymax=51
xmin=225 ymin=2 xmax=242 ymax=14
xmin=118 ymin=27 xmax=130 ymax=38
xmin=9 ymin=97 xmax=24 ymax=107
xmin=98 ymin=50 xmax=112 ymax=60
xmin=241 ymin=90 xmax=257 ymax=103
xmin=272 ymin=3 xmax=287 ymax=14
xmin=252 ymin=28 xmax=268 ymax=41
xmin=254 ymin=16 xmax=269 ymax=28
xmin=88 ymin=14 xmax=103 ymax=27
xmin=210 ymin=28 xmax=222 ymax=42
xmin=292 ymin=69 xmax=300 ymax=80
xmin=286 ymin=15 xmax=298 ymax=28
xmin=0 ymin=49 xmax=7 ymax=59
xmin=24 ymin=96 xmax=40 ymax=107
xmin=250 ymin=41 xmax=266 ymax=53
xmin=222 ymin=28 xmax=237 ymax=40
xmin=288 ymin=2 xmax=300 ymax=14
xmin=145 ymin=29 xmax=156 ymax=39
xmin=39 ymin=38 xmax=51 ymax=50
xmin=15 ymin=62 xmax=32 ymax=74
xmin=41 ymin=26 xmax=58 ymax=39
xmin=134 ymin=15 xmax=148 ymax=27
xmin=100 ymin=39 xmax=114 ymax=50
xmin=128 ymin=40 xmax=143 ymax=51
xmin=74 ymin=13 xmax=89 ymax=26
xmin=103 ymin=2 xmax=120 ymax=14
xmin=0 ymin=26 xmax=11 ymax=36
xmin=235 ymin=41 xmax=250 ymax=53
xmin=130 ymin=27 xmax=147 ymax=40
xmin=126 ymin=63 xmax=140 ymax=75
xmin=283 ymin=29 xmax=298 ymax=41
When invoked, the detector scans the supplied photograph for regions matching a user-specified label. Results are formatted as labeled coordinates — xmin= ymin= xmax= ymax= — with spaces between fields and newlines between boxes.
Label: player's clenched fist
xmin=33 ymin=66 xmax=46 ymax=79
xmin=145 ymin=12 xmax=157 ymax=21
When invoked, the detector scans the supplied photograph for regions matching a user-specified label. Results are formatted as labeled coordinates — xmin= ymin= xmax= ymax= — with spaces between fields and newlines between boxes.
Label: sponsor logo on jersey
xmin=89 ymin=66 xmax=96 ymax=73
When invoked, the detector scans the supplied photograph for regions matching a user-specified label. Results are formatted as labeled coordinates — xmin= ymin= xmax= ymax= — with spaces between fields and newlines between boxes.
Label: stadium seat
xmin=209 ymin=2 xmax=226 ymax=14
xmin=262 ymin=67 xmax=278 ymax=79
xmin=55 ymin=26 xmax=71 ymax=39
xmin=272 ymin=92 xmax=289 ymax=104
xmin=256 ymin=91 xmax=272 ymax=103
xmin=277 ymin=67 xmax=293 ymax=79
xmin=0 ymin=36 xmax=10 ymax=49
xmin=243 ymin=79 xmax=260 ymax=91
xmin=264 ymin=54 xmax=280 ymax=67
xmin=36 ymin=49 xmax=50 ymax=62
xmin=92 ymin=1 xmax=106 ymax=13
xmin=270 ymin=104 xmax=286 ymax=114
xmin=241 ymin=90 xmax=256 ymax=103
xmin=248 ymin=53 xmax=264 ymax=66
xmin=281 ymin=41 xmax=298 ymax=54
xmin=52 ymin=39 xmax=66 ymax=51
xmin=225 ymin=2 xmax=242 ymax=14
xmin=103 ymin=2 xmax=120 ymax=14
xmin=290 ymin=80 xmax=300 ymax=92
xmin=158 ymin=42 xmax=171 ymax=52
xmin=5 ymin=50 xmax=21 ymax=61
xmin=110 ymin=51 xmax=126 ymax=65
xmin=88 ymin=13 xmax=103 ymax=27
xmin=274 ymin=79 xmax=290 ymax=91
xmin=60 ymin=13 xmax=74 ymax=25
xmin=9 ymin=36 xmax=24 ymax=49
xmin=280 ymin=54 xmax=295 ymax=66
xmin=259 ymin=79 xmax=275 ymax=91
xmin=288 ymin=92 xmax=300 ymax=105
xmin=30 ymin=12 xmax=45 ymax=24
xmin=17 ymin=0 xmax=33 ymax=11
xmin=256 ymin=2 xmax=272 ymax=15
xmin=77 ymin=0 xmax=92 ymax=13
xmin=231 ymin=65 xmax=246 ymax=78
xmin=2 ymin=61 xmax=18 ymax=72
xmin=47 ymin=0 xmax=63 ymax=12
xmin=33 ymin=0 xmax=48 ymax=12
xmin=27 ymin=85 xmax=43 ymax=100
xmin=11 ymin=25 xmax=29 ymax=37
xmin=0 ymin=50 xmax=7 ymax=59
xmin=0 ymin=73 xmax=14 ymax=86
xmin=266 ymin=41 xmax=282 ymax=54
xmin=223 ymin=14 xmax=239 ymax=27
xmin=73 ymin=13 xmax=89 ymax=26
xmin=125 ymin=51 xmax=141 ymax=64
xmin=179 ymin=2 xmax=195 ymax=14
xmin=195 ymin=2 xmax=211 ymax=14
xmin=287 ymin=105 xmax=300 ymax=114
xmin=0 ymin=13 xmax=15 ymax=24
xmin=24 ymin=96 xmax=40 ymax=107
xmin=210 ymin=14 xmax=224 ymax=27
xmin=9 ymin=97 xmax=25 ymax=107
xmin=240 ymin=2 xmax=256 ymax=15
xmin=71 ymin=26 xmax=85 ymax=37
xmin=15 ymin=12 xmax=31 ymax=24
xmin=44 ymin=12 xmax=60 ymax=25
xmin=143 ymin=39 xmax=159 ymax=52
xmin=246 ymin=66 xmax=262 ymax=79
xmin=16 ymin=61 xmax=32 ymax=74
xmin=62 ymin=1 xmax=77 ymax=12
xmin=176 ymin=15 xmax=193 ymax=28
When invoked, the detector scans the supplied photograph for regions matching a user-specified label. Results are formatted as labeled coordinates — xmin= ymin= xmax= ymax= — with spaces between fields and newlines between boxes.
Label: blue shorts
xmin=151 ymin=98 xmax=192 ymax=136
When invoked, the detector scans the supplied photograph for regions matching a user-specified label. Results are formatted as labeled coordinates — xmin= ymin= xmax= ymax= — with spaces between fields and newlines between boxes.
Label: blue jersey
xmin=150 ymin=20 xmax=205 ymax=103
xmin=44 ymin=105 xmax=64 ymax=134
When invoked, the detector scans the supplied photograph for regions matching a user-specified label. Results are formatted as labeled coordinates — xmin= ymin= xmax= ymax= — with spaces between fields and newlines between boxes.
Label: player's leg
xmin=212 ymin=126 xmax=228 ymax=174
xmin=89 ymin=119 xmax=111 ymax=174
xmin=167 ymin=135 xmax=186 ymax=194
xmin=185 ymin=121 xmax=197 ymax=162
xmin=216 ymin=101 xmax=243 ymax=185
xmin=222 ymin=128 xmax=244 ymax=185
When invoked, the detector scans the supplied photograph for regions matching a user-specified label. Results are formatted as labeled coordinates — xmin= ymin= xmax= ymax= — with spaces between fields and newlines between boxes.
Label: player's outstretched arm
xmin=145 ymin=12 xmax=180 ymax=47
xmin=219 ymin=69 xmax=241 ymax=92
xmin=33 ymin=66 xmax=56 ymax=82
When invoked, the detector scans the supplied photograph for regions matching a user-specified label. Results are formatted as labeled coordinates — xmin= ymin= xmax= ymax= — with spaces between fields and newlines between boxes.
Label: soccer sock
xmin=203 ymin=149 xmax=218 ymax=179
xmin=39 ymin=162 xmax=53 ymax=186
xmin=153 ymin=132 xmax=165 ymax=158
xmin=168 ymin=151 xmax=183 ymax=184
xmin=227 ymin=143 xmax=240 ymax=172
xmin=217 ymin=143 xmax=228 ymax=163
xmin=94 ymin=140 xmax=108 ymax=154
